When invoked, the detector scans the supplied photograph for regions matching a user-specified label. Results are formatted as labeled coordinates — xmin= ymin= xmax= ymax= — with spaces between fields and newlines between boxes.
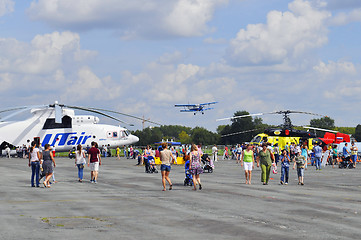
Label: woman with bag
xmin=75 ymin=144 xmax=86 ymax=182
xmin=256 ymin=143 xmax=275 ymax=185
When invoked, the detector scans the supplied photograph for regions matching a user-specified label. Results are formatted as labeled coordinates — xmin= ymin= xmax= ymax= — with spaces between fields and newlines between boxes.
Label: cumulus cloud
xmin=226 ymin=0 xmax=330 ymax=66
xmin=320 ymin=0 xmax=361 ymax=10
xmin=27 ymin=0 xmax=227 ymax=38
xmin=0 ymin=31 xmax=123 ymax=107
xmin=0 ymin=31 xmax=96 ymax=76
xmin=313 ymin=60 xmax=357 ymax=75
xmin=0 ymin=0 xmax=14 ymax=17
xmin=330 ymin=8 xmax=361 ymax=26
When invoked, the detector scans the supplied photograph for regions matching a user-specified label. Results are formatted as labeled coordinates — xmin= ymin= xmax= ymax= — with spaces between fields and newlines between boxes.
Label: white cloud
xmin=330 ymin=8 xmax=361 ymax=26
xmin=0 ymin=31 xmax=122 ymax=107
xmin=164 ymin=0 xmax=227 ymax=37
xmin=0 ymin=32 xmax=96 ymax=75
xmin=27 ymin=0 xmax=227 ymax=38
xmin=313 ymin=60 xmax=357 ymax=75
xmin=320 ymin=0 xmax=361 ymax=10
xmin=0 ymin=0 xmax=14 ymax=17
xmin=64 ymin=66 xmax=121 ymax=101
xmin=226 ymin=0 xmax=330 ymax=66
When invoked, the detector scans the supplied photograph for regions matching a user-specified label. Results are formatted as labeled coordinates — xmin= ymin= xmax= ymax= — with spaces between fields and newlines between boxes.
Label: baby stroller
xmin=144 ymin=156 xmax=158 ymax=173
xmin=184 ymin=160 xmax=193 ymax=186
xmin=339 ymin=156 xmax=354 ymax=169
xmin=201 ymin=154 xmax=214 ymax=173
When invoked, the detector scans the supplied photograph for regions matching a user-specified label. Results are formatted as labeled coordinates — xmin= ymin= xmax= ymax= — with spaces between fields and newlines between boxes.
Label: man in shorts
xmin=88 ymin=141 xmax=101 ymax=183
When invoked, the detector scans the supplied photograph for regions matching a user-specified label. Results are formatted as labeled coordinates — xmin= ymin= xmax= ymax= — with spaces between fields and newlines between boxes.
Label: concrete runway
xmin=1 ymin=157 xmax=361 ymax=240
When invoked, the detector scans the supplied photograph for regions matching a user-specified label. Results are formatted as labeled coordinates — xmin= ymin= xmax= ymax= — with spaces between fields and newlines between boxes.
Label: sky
xmin=0 ymin=0 xmax=361 ymax=132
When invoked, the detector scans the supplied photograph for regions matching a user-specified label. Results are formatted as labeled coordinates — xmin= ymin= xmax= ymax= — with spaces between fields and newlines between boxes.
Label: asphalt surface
xmin=1 ymin=156 xmax=361 ymax=240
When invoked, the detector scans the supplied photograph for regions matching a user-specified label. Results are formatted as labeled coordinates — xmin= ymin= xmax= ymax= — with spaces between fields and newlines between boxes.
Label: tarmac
xmin=1 ymin=156 xmax=361 ymax=240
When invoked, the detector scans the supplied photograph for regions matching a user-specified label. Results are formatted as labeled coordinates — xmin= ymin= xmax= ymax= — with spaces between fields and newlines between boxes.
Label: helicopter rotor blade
xmin=64 ymin=105 xmax=134 ymax=126
xmin=0 ymin=105 xmax=47 ymax=122
xmin=86 ymin=107 xmax=162 ymax=126
xmin=302 ymin=126 xmax=338 ymax=133
xmin=221 ymin=129 xmax=260 ymax=137
xmin=216 ymin=113 xmax=264 ymax=122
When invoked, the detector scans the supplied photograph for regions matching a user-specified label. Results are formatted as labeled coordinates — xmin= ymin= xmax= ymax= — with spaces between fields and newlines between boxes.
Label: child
xmin=293 ymin=152 xmax=306 ymax=185
xmin=280 ymin=149 xmax=290 ymax=185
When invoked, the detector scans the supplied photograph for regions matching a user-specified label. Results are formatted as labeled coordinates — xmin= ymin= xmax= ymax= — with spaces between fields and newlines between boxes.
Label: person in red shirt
xmin=87 ymin=141 xmax=102 ymax=183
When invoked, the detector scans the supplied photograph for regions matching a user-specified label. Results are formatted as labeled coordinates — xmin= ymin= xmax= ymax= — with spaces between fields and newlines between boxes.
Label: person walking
xmin=256 ymin=143 xmax=275 ymax=185
xmin=28 ymin=141 xmax=41 ymax=187
xmin=313 ymin=142 xmax=323 ymax=170
xmin=75 ymin=144 xmax=87 ymax=182
xmin=160 ymin=143 xmax=175 ymax=191
xmin=116 ymin=146 xmax=120 ymax=160
xmin=189 ymin=144 xmax=203 ymax=190
xmin=42 ymin=144 xmax=56 ymax=188
xmin=240 ymin=144 xmax=254 ymax=184
xmin=301 ymin=142 xmax=309 ymax=170
xmin=223 ymin=145 xmax=229 ymax=160
xmin=212 ymin=144 xmax=218 ymax=162
xmin=293 ymin=151 xmax=306 ymax=185
xmin=279 ymin=149 xmax=290 ymax=185
xmin=273 ymin=143 xmax=280 ymax=165
xmin=87 ymin=142 xmax=102 ymax=183
xmin=350 ymin=142 xmax=358 ymax=168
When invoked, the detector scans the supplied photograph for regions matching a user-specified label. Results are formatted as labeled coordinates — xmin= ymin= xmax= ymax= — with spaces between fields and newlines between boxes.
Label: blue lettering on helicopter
xmin=42 ymin=132 xmax=92 ymax=147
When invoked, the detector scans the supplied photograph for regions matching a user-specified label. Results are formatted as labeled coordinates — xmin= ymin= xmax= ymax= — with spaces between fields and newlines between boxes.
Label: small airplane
xmin=175 ymin=102 xmax=218 ymax=115
xmin=0 ymin=102 xmax=160 ymax=154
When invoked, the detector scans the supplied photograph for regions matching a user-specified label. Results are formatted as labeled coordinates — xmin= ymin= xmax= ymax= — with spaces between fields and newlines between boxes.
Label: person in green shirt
xmin=240 ymin=144 xmax=255 ymax=185
xmin=256 ymin=143 xmax=275 ymax=185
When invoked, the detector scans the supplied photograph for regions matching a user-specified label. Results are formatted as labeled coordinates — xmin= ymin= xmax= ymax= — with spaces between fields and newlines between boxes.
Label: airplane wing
xmin=175 ymin=104 xmax=197 ymax=107
xmin=180 ymin=109 xmax=195 ymax=112
xmin=200 ymin=101 xmax=218 ymax=106
xmin=202 ymin=107 xmax=214 ymax=111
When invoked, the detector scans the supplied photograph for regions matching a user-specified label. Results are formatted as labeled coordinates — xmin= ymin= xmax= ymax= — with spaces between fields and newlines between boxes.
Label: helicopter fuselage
xmin=0 ymin=108 xmax=139 ymax=152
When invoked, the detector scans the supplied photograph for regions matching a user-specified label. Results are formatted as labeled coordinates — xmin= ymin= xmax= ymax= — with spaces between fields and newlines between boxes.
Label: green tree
xmin=191 ymin=127 xmax=219 ymax=145
xmin=178 ymin=131 xmax=191 ymax=144
xmin=310 ymin=116 xmax=335 ymax=137
xmin=310 ymin=116 xmax=335 ymax=129
xmin=354 ymin=125 xmax=361 ymax=142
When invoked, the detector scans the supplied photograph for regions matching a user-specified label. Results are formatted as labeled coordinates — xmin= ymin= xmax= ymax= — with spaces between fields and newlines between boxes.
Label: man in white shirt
xmin=212 ymin=145 xmax=218 ymax=162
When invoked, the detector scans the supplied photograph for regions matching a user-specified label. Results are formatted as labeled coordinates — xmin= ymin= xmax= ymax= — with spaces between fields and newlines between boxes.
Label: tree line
xmin=131 ymin=111 xmax=360 ymax=146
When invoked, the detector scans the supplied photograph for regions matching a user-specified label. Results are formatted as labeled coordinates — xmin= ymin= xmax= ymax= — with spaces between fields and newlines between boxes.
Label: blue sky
xmin=1 ymin=0 xmax=361 ymax=132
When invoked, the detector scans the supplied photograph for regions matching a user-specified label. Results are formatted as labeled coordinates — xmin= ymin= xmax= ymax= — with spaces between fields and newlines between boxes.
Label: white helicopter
xmin=0 ymin=102 xmax=159 ymax=154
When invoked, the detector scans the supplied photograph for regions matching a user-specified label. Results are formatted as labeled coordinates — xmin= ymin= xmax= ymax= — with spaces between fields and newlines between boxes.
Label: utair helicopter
xmin=217 ymin=110 xmax=323 ymax=149
xmin=0 ymin=102 xmax=160 ymax=153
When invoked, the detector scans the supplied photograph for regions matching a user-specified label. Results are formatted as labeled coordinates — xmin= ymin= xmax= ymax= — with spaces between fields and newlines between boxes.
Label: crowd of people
xmin=20 ymin=139 xmax=359 ymax=189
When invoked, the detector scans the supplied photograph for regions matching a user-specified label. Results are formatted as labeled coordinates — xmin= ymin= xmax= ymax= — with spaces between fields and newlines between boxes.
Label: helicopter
xmin=217 ymin=110 xmax=322 ymax=149
xmin=0 ymin=102 xmax=160 ymax=154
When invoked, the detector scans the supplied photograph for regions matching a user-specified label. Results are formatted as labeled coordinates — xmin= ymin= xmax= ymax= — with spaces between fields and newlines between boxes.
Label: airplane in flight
xmin=0 ymin=102 xmax=160 ymax=153
xmin=174 ymin=102 xmax=218 ymax=115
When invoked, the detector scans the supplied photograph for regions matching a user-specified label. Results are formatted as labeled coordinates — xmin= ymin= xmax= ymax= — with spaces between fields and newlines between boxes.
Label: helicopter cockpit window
xmin=251 ymin=135 xmax=262 ymax=143
xmin=120 ymin=131 xmax=125 ymax=138
xmin=125 ymin=130 xmax=130 ymax=136
xmin=42 ymin=116 xmax=72 ymax=129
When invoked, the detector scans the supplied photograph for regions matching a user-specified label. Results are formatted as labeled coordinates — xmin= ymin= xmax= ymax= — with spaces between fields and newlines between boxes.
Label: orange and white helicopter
xmin=0 ymin=102 xmax=159 ymax=153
